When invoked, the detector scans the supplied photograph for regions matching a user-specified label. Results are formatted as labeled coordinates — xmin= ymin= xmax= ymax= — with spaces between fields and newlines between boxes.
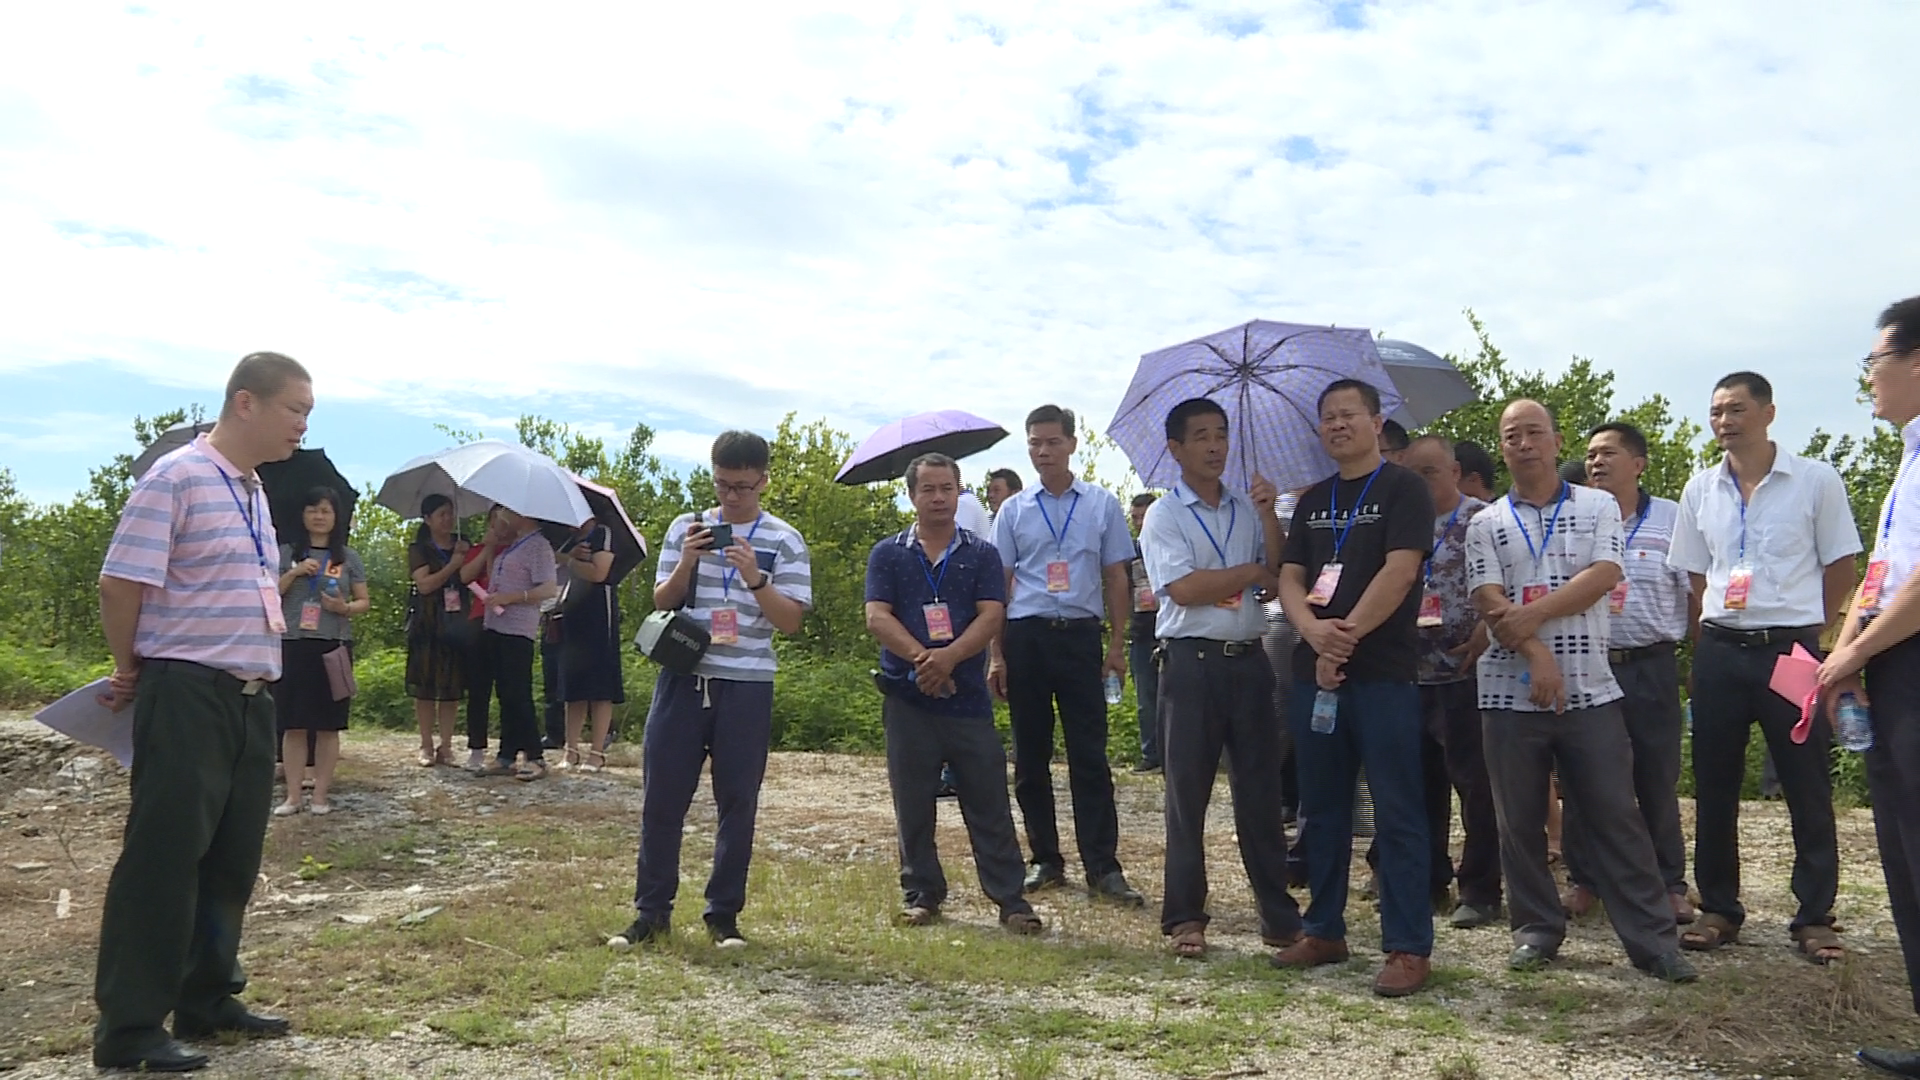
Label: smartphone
xmin=706 ymin=523 xmax=733 ymax=551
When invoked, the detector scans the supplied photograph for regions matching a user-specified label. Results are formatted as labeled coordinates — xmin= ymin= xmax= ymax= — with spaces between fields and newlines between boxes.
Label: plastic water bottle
xmin=1682 ymin=700 xmax=1692 ymax=734
xmin=1103 ymin=673 xmax=1123 ymax=706
xmin=1311 ymin=690 xmax=1339 ymax=734
xmin=1835 ymin=693 xmax=1874 ymax=752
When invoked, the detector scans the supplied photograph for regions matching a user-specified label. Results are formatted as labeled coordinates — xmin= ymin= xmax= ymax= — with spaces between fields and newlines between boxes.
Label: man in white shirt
xmin=955 ymin=489 xmax=991 ymax=539
xmin=1668 ymin=372 xmax=1861 ymax=963
xmin=1466 ymin=400 xmax=1694 ymax=982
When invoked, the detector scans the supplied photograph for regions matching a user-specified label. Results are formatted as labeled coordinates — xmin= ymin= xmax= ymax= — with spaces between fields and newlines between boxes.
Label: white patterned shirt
xmin=1611 ymin=491 xmax=1692 ymax=648
xmin=1867 ymin=418 xmax=1920 ymax=610
xmin=1466 ymin=483 xmax=1624 ymax=712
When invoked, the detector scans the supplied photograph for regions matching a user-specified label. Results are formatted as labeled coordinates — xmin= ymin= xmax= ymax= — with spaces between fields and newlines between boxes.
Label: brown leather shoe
xmin=1561 ymin=883 xmax=1597 ymax=918
xmin=1270 ymin=935 xmax=1350 ymax=970
xmin=1373 ymin=952 xmax=1430 ymax=998
xmin=1670 ymin=891 xmax=1697 ymax=925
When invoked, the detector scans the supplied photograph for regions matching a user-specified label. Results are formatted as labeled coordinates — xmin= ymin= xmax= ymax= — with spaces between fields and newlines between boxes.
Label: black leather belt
xmin=147 ymin=658 xmax=268 ymax=695
xmin=1608 ymin=641 xmax=1676 ymax=665
xmin=1012 ymin=617 xmax=1103 ymax=631
xmin=1164 ymin=638 xmax=1260 ymax=659
xmin=1699 ymin=623 xmax=1820 ymax=649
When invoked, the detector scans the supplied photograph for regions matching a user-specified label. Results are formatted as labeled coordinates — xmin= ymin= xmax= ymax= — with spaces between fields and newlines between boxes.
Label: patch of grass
xmin=1433 ymin=1050 xmax=1485 ymax=1080
xmin=426 ymin=1007 xmax=525 ymax=1047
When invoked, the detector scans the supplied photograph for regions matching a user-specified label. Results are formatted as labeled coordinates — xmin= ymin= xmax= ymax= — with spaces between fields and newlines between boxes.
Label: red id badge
xmin=1861 ymin=560 xmax=1891 ymax=609
xmin=1307 ymin=562 xmax=1343 ymax=606
xmin=1045 ymin=561 xmax=1071 ymax=592
xmin=1608 ymin=580 xmax=1629 ymax=615
xmin=1724 ymin=562 xmax=1753 ymax=610
xmin=1134 ymin=583 xmax=1157 ymax=613
xmin=710 ymin=606 xmax=740 ymax=645
xmin=923 ymin=602 xmax=954 ymax=641
xmin=1521 ymin=584 xmax=1549 ymax=606
xmin=443 ymin=586 xmax=462 ymax=613
xmin=1216 ymin=590 xmax=1243 ymax=610
xmin=260 ymin=574 xmax=287 ymax=634
xmin=1417 ymin=588 xmax=1443 ymax=627
xmin=299 ymin=600 xmax=323 ymax=631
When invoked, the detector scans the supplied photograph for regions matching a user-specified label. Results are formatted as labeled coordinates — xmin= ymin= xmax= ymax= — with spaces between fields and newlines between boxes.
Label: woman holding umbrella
xmin=555 ymin=520 xmax=624 ymax=770
xmin=271 ymin=487 xmax=369 ymax=815
xmin=405 ymin=494 xmax=473 ymax=767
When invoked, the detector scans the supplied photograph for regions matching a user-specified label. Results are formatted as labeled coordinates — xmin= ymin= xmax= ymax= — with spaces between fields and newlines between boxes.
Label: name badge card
xmin=299 ymin=600 xmax=323 ymax=631
xmin=1724 ymin=562 xmax=1753 ymax=610
xmin=260 ymin=573 xmax=287 ymax=635
xmin=710 ymin=606 xmax=740 ymax=646
xmin=923 ymin=602 xmax=954 ymax=641
xmin=1417 ymin=588 xmax=1443 ymax=627
xmin=1046 ymin=561 xmax=1071 ymax=593
xmin=1608 ymin=581 xmax=1629 ymax=615
xmin=1860 ymin=560 xmax=1891 ymax=610
xmin=1134 ymin=584 xmax=1158 ymax=613
xmin=1307 ymin=563 xmax=1343 ymax=606
xmin=1216 ymin=590 xmax=1243 ymax=610
xmin=444 ymin=586 xmax=463 ymax=613
xmin=1521 ymin=584 xmax=1549 ymax=606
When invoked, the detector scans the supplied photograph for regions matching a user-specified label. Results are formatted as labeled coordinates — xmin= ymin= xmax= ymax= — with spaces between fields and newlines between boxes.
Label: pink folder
xmin=1769 ymin=643 xmax=1821 ymax=744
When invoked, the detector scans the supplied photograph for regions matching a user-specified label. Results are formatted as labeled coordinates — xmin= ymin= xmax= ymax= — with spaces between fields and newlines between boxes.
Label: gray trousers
xmin=882 ymin=694 xmax=1032 ymax=915
xmin=1482 ymin=703 xmax=1678 ymax=966
xmin=1564 ymin=647 xmax=1690 ymax=896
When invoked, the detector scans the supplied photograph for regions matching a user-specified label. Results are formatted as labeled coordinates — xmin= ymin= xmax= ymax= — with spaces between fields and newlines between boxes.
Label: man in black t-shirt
xmin=1274 ymin=378 xmax=1436 ymax=998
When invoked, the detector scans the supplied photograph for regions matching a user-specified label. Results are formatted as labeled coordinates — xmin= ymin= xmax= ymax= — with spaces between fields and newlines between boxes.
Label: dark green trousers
xmin=93 ymin=660 xmax=275 ymax=1062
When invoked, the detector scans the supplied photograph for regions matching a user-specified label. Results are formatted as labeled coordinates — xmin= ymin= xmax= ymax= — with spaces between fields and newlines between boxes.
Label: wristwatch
xmin=749 ymin=572 xmax=772 ymax=591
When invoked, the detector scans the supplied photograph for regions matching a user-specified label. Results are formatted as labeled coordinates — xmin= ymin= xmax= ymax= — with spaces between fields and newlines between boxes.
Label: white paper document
xmin=34 ymin=679 xmax=134 ymax=767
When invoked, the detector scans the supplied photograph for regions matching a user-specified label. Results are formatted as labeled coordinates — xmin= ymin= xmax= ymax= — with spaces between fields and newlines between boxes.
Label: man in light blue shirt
xmin=1138 ymin=397 xmax=1298 ymax=959
xmin=989 ymin=405 xmax=1143 ymax=904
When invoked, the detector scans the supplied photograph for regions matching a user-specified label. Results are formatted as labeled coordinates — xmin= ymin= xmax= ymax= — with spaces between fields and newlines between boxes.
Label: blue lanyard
xmin=1425 ymin=500 xmax=1464 ymax=585
xmin=1507 ymin=482 xmax=1570 ymax=567
xmin=1882 ymin=444 xmax=1920 ymax=548
xmin=1035 ymin=488 xmax=1082 ymax=554
xmin=1725 ymin=464 xmax=1756 ymax=560
xmin=719 ymin=513 xmax=765 ymax=598
xmin=1624 ymin=491 xmax=1650 ymax=552
xmin=492 ymin=531 xmax=538 ymax=584
xmin=218 ymin=472 xmax=268 ymax=571
xmin=1329 ymin=465 xmax=1384 ymax=560
xmin=1183 ymin=486 xmax=1237 ymax=565
xmin=916 ymin=529 xmax=958 ymax=601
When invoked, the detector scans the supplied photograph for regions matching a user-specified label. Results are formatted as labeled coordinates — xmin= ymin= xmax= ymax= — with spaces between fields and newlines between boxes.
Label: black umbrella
xmin=129 ymin=422 xmax=214 ymax=480
xmin=258 ymin=449 xmax=358 ymax=544
xmin=538 ymin=473 xmax=647 ymax=586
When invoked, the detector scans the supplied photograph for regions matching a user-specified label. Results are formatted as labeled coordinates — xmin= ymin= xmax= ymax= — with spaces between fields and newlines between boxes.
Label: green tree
xmin=1800 ymin=373 xmax=1904 ymax=569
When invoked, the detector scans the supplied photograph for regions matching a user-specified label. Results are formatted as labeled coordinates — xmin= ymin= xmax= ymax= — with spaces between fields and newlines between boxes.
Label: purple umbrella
xmin=835 ymin=409 xmax=1009 ymax=486
xmin=1106 ymin=320 xmax=1404 ymax=494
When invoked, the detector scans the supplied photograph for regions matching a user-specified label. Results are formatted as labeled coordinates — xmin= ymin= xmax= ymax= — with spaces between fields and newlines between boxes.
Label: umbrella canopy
xmin=130 ymin=422 xmax=214 ymax=480
xmin=836 ymin=409 xmax=1008 ymax=486
xmin=258 ymin=449 xmax=358 ymax=544
xmin=376 ymin=440 xmax=592 ymax=527
xmin=1374 ymin=338 xmax=1476 ymax=429
xmin=1107 ymin=320 xmax=1404 ymax=494
xmin=539 ymin=473 xmax=648 ymax=586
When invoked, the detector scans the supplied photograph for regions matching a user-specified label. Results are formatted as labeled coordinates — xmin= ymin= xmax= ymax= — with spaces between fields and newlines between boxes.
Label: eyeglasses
xmin=713 ymin=480 xmax=762 ymax=498
xmin=1864 ymin=349 xmax=1909 ymax=371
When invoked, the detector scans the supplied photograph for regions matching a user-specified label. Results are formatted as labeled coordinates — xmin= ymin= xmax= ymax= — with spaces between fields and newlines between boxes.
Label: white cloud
xmin=1 ymin=0 xmax=1915 ymax=480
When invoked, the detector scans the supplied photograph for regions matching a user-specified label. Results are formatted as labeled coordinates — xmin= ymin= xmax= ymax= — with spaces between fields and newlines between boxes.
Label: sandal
xmin=897 ymin=905 xmax=941 ymax=927
xmin=516 ymin=760 xmax=549 ymax=783
xmin=580 ymin=750 xmax=607 ymax=774
xmin=1680 ymin=912 xmax=1739 ymax=951
xmin=1001 ymin=911 xmax=1044 ymax=936
xmin=435 ymin=744 xmax=455 ymax=767
xmin=416 ymin=749 xmax=436 ymax=768
xmin=1169 ymin=920 xmax=1207 ymax=958
xmin=1793 ymin=923 xmax=1844 ymax=965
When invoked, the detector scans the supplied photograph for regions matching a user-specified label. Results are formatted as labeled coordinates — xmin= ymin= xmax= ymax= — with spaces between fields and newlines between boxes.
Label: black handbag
xmin=633 ymin=609 xmax=709 ymax=674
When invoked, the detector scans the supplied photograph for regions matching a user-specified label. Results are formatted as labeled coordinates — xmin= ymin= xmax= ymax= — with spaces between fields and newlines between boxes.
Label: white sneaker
xmin=466 ymin=749 xmax=487 ymax=772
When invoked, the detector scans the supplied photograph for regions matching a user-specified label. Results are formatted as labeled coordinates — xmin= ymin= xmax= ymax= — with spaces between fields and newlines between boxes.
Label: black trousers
xmin=1426 ymin=679 xmax=1502 ymax=908
xmin=464 ymin=630 xmax=495 ymax=750
xmin=542 ymin=632 xmax=566 ymax=747
xmin=1691 ymin=628 xmax=1838 ymax=931
xmin=883 ymin=695 xmax=1031 ymax=915
xmin=1158 ymin=640 xmax=1299 ymax=937
xmin=1002 ymin=619 xmax=1121 ymax=878
xmin=1566 ymin=647 xmax=1689 ymax=897
xmin=486 ymin=631 xmax=542 ymax=765
xmin=1866 ymin=631 xmax=1920 ymax=1014
xmin=93 ymin=661 xmax=275 ymax=1063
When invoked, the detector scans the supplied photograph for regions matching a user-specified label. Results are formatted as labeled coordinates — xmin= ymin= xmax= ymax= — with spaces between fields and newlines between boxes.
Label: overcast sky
xmin=1 ymin=1 xmax=1914 ymax=506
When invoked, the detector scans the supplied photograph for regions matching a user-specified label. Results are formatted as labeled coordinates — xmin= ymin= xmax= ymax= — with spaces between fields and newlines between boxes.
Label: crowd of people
xmin=80 ymin=297 xmax=1920 ymax=1075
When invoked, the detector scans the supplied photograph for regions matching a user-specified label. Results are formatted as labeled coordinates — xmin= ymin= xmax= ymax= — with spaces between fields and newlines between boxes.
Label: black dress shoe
xmin=1023 ymin=863 xmax=1067 ymax=893
xmin=95 ymin=1039 xmax=210 ymax=1072
xmin=1508 ymin=944 xmax=1555 ymax=972
xmin=174 ymin=1011 xmax=292 ymax=1040
xmin=1860 ymin=1047 xmax=1920 ymax=1078
xmin=1636 ymin=951 xmax=1699 ymax=984
xmin=1089 ymin=870 xmax=1146 ymax=907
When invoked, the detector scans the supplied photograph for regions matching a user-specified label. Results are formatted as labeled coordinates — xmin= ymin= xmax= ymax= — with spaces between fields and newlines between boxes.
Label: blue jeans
xmin=1290 ymin=679 xmax=1432 ymax=956
xmin=1129 ymin=634 xmax=1160 ymax=766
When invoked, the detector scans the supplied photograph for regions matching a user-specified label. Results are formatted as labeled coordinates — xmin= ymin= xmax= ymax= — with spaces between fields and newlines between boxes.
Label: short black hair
xmin=1380 ymin=418 xmax=1410 ymax=451
xmin=1588 ymin=421 xmax=1649 ymax=459
xmin=904 ymin=452 xmax=961 ymax=491
xmin=1165 ymin=397 xmax=1228 ymax=442
xmin=1025 ymin=404 xmax=1077 ymax=438
xmin=1879 ymin=296 xmax=1920 ymax=356
xmin=223 ymin=351 xmax=310 ymax=420
xmin=1407 ymin=433 xmax=1452 ymax=454
xmin=1316 ymin=378 xmax=1382 ymax=417
xmin=986 ymin=468 xmax=1023 ymax=492
xmin=1453 ymin=439 xmax=1497 ymax=487
xmin=1713 ymin=371 xmax=1773 ymax=406
xmin=1558 ymin=459 xmax=1587 ymax=485
xmin=1130 ymin=492 xmax=1157 ymax=509
xmin=711 ymin=430 xmax=770 ymax=472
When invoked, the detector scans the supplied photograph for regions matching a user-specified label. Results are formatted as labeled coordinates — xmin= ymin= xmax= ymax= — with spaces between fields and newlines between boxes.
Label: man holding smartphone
xmin=612 ymin=431 xmax=813 ymax=952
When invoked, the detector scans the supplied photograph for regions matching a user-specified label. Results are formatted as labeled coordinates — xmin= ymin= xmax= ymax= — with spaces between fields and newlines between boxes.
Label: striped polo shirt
xmin=1611 ymin=491 xmax=1691 ymax=649
xmin=101 ymin=434 xmax=284 ymax=682
xmin=655 ymin=510 xmax=813 ymax=683
xmin=483 ymin=530 xmax=557 ymax=640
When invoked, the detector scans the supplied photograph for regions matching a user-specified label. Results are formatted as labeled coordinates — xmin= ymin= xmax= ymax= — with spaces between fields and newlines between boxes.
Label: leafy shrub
xmin=0 ymin=641 xmax=109 ymax=708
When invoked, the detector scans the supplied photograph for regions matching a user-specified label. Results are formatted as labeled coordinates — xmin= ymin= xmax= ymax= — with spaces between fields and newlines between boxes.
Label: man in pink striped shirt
xmin=92 ymin=352 xmax=312 ymax=1073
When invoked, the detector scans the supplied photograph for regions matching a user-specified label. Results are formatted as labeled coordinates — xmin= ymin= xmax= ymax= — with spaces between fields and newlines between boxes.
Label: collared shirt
xmin=1139 ymin=483 xmax=1267 ymax=642
xmin=1417 ymin=494 xmax=1487 ymax=684
xmin=1611 ymin=491 xmax=1692 ymax=648
xmin=101 ymin=434 xmax=284 ymax=682
xmin=992 ymin=478 xmax=1133 ymax=621
xmin=955 ymin=491 xmax=991 ymax=539
xmin=655 ymin=510 xmax=814 ymax=683
xmin=1262 ymin=490 xmax=1301 ymax=630
xmin=1669 ymin=446 xmax=1861 ymax=629
xmin=277 ymin=544 xmax=367 ymax=642
xmin=1127 ymin=538 xmax=1156 ymax=643
xmin=865 ymin=525 xmax=1005 ymax=717
xmin=1465 ymin=483 xmax=1624 ymax=712
xmin=1868 ymin=418 xmax=1920 ymax=610
xmin=483 ymin=531 xmax=557 ymax=640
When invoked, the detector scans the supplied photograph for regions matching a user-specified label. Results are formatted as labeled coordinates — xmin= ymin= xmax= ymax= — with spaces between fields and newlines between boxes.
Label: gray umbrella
xmin=1375 ymin=339 xmax=1476 ymax=428
xmin=129 ymin=422 xmax=214 ymax=480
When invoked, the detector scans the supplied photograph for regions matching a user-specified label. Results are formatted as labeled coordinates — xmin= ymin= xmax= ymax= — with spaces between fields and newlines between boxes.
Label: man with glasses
xmin=989 ymin=405 xmax=1144 ymax=904
xmin=1669 ymin=373 xmax=1859 ymax=963
xmin=614 ymin=431 xmax=813 ymax=952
